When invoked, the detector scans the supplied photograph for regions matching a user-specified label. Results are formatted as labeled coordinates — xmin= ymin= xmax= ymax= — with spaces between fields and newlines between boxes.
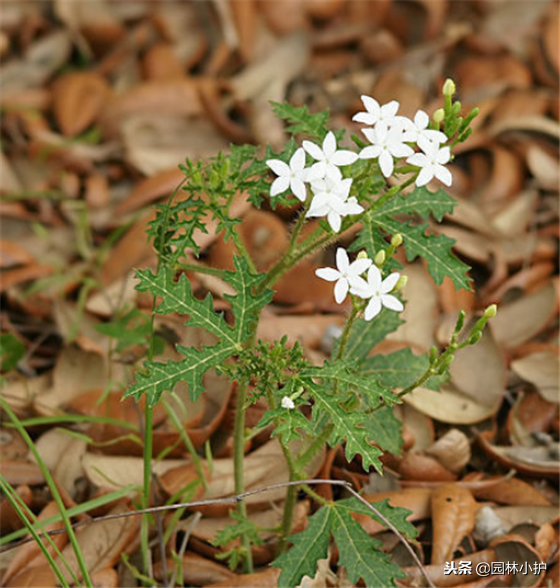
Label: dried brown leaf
xmin=431 ymin=484 xmax=477 ymax=564
xmin=511 ymin=351 xmax=559 ymax=403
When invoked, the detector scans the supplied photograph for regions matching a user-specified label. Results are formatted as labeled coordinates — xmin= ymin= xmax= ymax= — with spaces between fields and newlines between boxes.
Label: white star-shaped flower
xmin=266 ymin=147 xmax=309 ymax=202
xmin=315 ymin=247 xmax=372 ymax=304
xmin=359 ymin=122 xmax=414 ymax=178
xmin=407 ymin=135 xmax=452 ymax=187
xmin=401 ymin=110 xmax=448 ymax=145
xmin=281 ymin=396 xmax=295 ymax=410
xmin=352 ymin=96 xmax=400 ymax=128
xmin=306 ymin=177 xmax=363 ymax=232
xmin=302 ymin=131 xmax=358 ymax=182
xmin=351 ymin=265 xmax=404 ymax=321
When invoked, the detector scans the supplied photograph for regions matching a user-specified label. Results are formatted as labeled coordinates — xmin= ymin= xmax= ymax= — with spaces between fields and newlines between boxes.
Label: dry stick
xmin=0 ymin=479 xmax=434 ymax=587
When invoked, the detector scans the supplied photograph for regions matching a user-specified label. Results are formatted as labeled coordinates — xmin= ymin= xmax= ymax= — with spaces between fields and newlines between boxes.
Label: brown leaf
xmin=490 ymin=533 xmax=546 ymax=588
xmin=153 ymin=552 xmax=235 ymax=586
xmin=473 ymin=477 xmax=551 ymax=507
xmin=0 ymin=461 xmax=44 ymax=486
xmin=52 ymin=72 xmax=110 ymax=137
xmin=0 ymin=485 xmax=33 ymax=533
xmin=53 ymin=503 xmax=139 ymax=584
xmin=425 ymin=429 xmax=471 ymax=474
xmin=511 ymin=351 xmax=559 ymax=404
xmin=490 ymin=283 xmax=557 ymax=350
xmin=399 ymin=453 xmax=457 ymax=482
xmin=142 ymin=42 xmax=184 ymax=80
xmin=4 ymin=565 xmax=56 ymax=588
xmin=431 ymin=484 xmax=477 ymax=564
xmin=207 ymin=567 xmax=280 ymax=588
xmin=2 ymin=502 xmax=67 ymax=585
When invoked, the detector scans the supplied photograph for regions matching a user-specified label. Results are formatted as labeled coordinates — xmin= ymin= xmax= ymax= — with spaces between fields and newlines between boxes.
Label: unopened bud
xmin=484 ymin=304 xmax=497 ymax=318
xmin=443 ymin=78 xmax=456 ymax=97
xmin=394 ymin=275 xmax=408 ymax=291
xmin=468 ymin=332 xmax=482 ymax=346
xmin=374 ymin=250 xmax=386 ymax=266
xmin=433 ymin=108 xmax=445 ymax=124
xmin=356 ymin=250 xmax=369 ymax=260
xmin=391 ymin=234 xmax=403 ymax=247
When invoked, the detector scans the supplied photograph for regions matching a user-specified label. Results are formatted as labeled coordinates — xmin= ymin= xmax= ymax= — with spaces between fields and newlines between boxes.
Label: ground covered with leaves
xmin=0 ymin=1 xmax=559 ymax=587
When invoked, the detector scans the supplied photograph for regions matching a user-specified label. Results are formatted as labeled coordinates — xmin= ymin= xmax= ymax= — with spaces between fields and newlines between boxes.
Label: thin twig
xmin=0 ymin=478 xmax=433 ymax=587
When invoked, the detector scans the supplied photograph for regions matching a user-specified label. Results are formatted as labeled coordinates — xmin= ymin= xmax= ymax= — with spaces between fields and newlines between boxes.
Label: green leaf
xmin=124 ymin=257 xmax=273 ymax=406
xmin=273 ymin=505 xmax=332 ymax=587
xmin=0 ymin=333 xmax=25 ymax=372
xmin=337 ymin=497 xmax=417 ymax=542
xmin=271 ymin=102 xmax=330 ymax=140
xmin=332 ymin=311 xmax=404 ymax=363
xmin=372 ymin=187 xmax=472 ymax=290
xmin=331 ymin=505 xmax=405 ymax=587
xmin=362 ymin=405 xmax=403 ymax=455
xmin=362 ymin=348 xmax=445 ymax=391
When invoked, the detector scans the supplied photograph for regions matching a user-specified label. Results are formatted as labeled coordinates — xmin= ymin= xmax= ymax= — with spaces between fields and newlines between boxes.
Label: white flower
xmin=302 ymin=131 xmax=358 ymax=182
xmin=281 ymin=396 xmax=295 ymax=410
xmin=407 ymin=135 xmax=452 ymax=187
xmin=401 ymin=110 xmax=448 ymax=145
xmin=306 ymin=177 xmax=363 ymax=232
xmin=351 ymin=265 xmax=404 ymax=321
xmin=359 ymin=122 xmax=414 ymax=178
xmin=315 ymin=247 xmax=372 ymax=304
xmin=352 ymin=96 xmax=400 ymax=128
xmin=266 ymin=147 xmax=309 ymax=202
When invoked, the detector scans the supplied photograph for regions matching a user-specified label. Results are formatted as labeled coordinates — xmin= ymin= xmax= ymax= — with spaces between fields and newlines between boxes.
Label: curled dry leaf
xmin=431 ymin=484 xmax=477 ymax=564
xmin=353 ymin=488 xmax=432 ymax=535
xmin=4 ymin=565 xmax=57 ymax=588
xmin=2 ymin=502 xmax=67 ymax=585
xmin=511 ymin=351 xmax=559 ymax=404
xmin=53 ymin=503 xmax=139 ymax=585
xmin=0 ymin=484 xmax=33 ymax=533
xmin=425 ymin=428 xmax=471 ymax=474
xmin=52 ymin=72 xmax=110 ymax=137
xmin=153 ymin=552 xmax=235 ymax=586
xmin=490 ymin=282 xmax=556 ymax=350
xmin=159 ymin=461 xmax=209 ymax=501
xmin=490 ymin=533 xmax=546 ymax=588
xmin=472 ymin=477 xmax=551 ymax=506
xmin=473 ymin=505 xmax=507 ymax=547
xmin=399 ymin=452 xmax=457 ymax=482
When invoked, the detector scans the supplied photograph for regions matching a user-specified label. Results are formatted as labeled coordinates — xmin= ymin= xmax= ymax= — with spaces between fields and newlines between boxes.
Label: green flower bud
xmin=433 ymin=108 xmax=445 ymax=124
xmin=391 ymin=233 xmax=403 ymax=247
xmin=443 ymin=78 xmax=456 ymax=97
xmin=356 ymin=250 xmax=369 ymax=260
xmin=484 ymin=304 xmax=497 ymax=318
xmin=394 ymin=275 xmax=408 ymax=291
xmin=374 ymin=250 xmax=386 ymax=266
xmin=468 ymin=331 xmax=482 ymax=346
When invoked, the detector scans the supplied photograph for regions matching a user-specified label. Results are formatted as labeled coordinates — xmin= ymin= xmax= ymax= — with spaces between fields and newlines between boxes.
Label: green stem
xmin=335 ymin=305 xmax=360 ymax=361
xmin=175 ymin=262 xmax=228 ymax=278
xmin=140 ymin=405 xmax=153 ymax=582
xmin=163 ymin=400 xmax=209 ymax=492
xmin=0 ymin=399 xmax=93 ymax=587
xmin=295 ymin=424 xmax=334 ymax=471
xmin=0 ymin=475 xmax=72 ymax=588
xmin=232 ymin=377 xmax=254 ymax=572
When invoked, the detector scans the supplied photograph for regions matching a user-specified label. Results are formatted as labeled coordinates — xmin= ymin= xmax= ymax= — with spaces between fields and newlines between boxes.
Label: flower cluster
xmin=316 ymin=248 xmax=404 ymax=321
xmin=266 ymin=96 xmax=453 ymax=234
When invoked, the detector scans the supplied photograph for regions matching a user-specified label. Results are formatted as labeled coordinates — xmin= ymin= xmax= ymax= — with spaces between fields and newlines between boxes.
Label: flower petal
xmin=361 ymin=95 xmax=380 ymax=115
xmin=364 ymin=297 xmax=382 ymax=321
xmin=291 ymin=178 xmax=307 ymax=202
xmin=302 ymin=140 xmax=325 ymax=161
xmin=349 ymin=258 xmax=372 ymax=276
xmin=325 ymin=164 xmax=343 ymax=182
xmin=290 ymin=147 xmax=306 ymax=171
xmin=327 ymin=211 xmax=342 ymax=232
xmin=334 ymin=278 xmax=349 ymax=304
xmin=270 ymin=176 xmax=290 ymax=196
xmin=352 ymin=112 xmax=376 ymax=125
xmin=336 ymin=247 xmax=349 ymax=272
xmin=436 ymin=146 xmax=451 ymax=165
xmin=361 ymin=128 xmax=376 ymax=143
xmin=407 ymin=153 xmax=427 ymax=167
xmin=367 ymin=264 xmax=382 ymax=290
xmin=359 ymin=146 xmax=381 ymax=160
xmin=381 ymin=294 xmax=404 ymax=312
xmin=381 ymin=272 xmax=400 ymax=293
xmin=415 ymin=166 xmax=434 ymax=187
xmin=382 ymin=100 xmax=400 ymax=118
xmin=414 ymin=110 xmax=429 ymax=129
xmin=315 ymin=267 xmax=340 ymax=282
xmin=349 ymin=276 xmax=370 ymax=298
xmin=435 ymin=165 xmax=453 ymax=186
xmin=267 ymin=159 xmax=290 ymax=176
xmin=378 ymin=151 xmax=394 ymax=177
xmin=390 ymin=144 xmax=414 ymax=158
xmin=331 ymin=150 xmax=359 ymax=166
xmin=323 ymin=131 xmax=337 ymax=157
xmin=422 ymin=129 xmax=448 ymax=144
